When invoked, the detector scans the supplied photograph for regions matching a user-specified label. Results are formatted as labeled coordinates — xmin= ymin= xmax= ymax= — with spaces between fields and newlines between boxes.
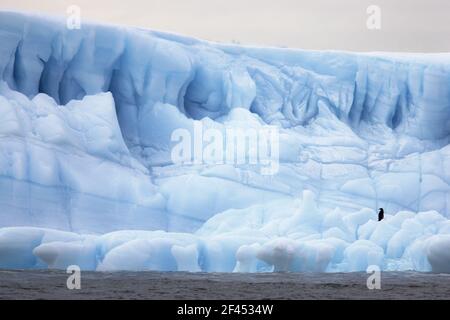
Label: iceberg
xmin=0 ymin=11 xmax=449 ymax=272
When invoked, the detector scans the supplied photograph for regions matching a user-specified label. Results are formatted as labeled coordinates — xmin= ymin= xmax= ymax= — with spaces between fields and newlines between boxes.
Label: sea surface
xmin=0 ymin=270 xmax=449 ymax=300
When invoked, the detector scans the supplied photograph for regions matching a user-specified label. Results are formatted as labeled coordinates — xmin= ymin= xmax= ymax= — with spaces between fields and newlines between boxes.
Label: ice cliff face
xmin=0 ymin=11 xmax=449 ymax=272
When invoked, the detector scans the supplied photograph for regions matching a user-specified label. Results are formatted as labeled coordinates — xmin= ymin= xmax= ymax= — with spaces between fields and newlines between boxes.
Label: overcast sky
xmin=1 ymin=0 xmax=449 ymax=52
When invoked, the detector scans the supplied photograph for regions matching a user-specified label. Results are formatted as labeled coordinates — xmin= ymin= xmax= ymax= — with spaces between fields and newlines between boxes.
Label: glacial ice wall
xmin=0 ymin=11 xmax=450 ymax=272
xmin=2 ymin=12 xmax=450 ymax=142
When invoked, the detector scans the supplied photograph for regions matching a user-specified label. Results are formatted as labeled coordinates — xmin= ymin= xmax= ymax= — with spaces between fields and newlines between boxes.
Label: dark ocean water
xmin=0 ymin=269 xmax=449 ymax=300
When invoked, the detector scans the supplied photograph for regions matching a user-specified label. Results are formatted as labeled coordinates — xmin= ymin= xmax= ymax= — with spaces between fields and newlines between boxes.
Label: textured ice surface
xmin=0 ymin=11 xmax=449 ymax=272
xmin=1 ymin=193 xmax=449 ymax=272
